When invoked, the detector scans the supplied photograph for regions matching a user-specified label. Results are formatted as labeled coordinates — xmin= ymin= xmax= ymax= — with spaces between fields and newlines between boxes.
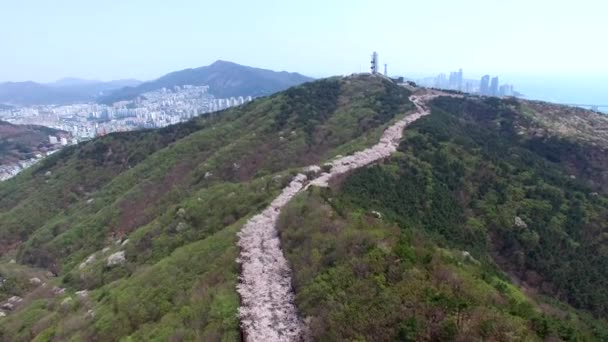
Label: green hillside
xmin=278 ymin=96 xmax=608 ymax=341
xmin=1 ymin=75 xmax=608 ymax=341
xmin=0 ymin=75 xmax=413 ymax=341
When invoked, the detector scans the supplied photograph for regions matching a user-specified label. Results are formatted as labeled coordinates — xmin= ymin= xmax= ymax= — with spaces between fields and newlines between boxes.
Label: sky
xmin=1 ymin=0 xmax=607 ymax=95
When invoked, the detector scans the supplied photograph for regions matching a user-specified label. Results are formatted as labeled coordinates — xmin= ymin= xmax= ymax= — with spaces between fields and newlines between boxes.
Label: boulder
xmin=29 ymin=277 xmax=42 ymax=285
xmin=61 ymin=297 xmax=73 ymax=306
xmin=86 ymin=309 xmax=95 ymax=318
xmin=76 ymin=290 xmax=88 ymax=298
xmin=107 ymin=251 xmax=126 ymax=267
xmin=79 ymin=253 xmax=96 ymax=270
xmin=52 ymin=287 xmax=66 ymax=295
xmin=371 ymin=210 xmax=383 ymax=219
xmin=514 ymin=216 xmax=528 ymax=229
xmin=7 ymin=296 xmax=22 ymax=304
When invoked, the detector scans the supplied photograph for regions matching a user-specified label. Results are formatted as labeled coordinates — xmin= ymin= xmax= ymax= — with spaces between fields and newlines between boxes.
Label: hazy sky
xmin=1 ymin=0 xmax=607 ymax=83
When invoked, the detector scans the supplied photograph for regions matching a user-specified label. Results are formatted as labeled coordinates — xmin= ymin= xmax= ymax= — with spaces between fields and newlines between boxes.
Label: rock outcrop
xmin=106 ymin=251 xmax=126 ymax=267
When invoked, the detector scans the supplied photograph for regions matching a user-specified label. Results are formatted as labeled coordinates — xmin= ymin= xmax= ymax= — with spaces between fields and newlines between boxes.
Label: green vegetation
xmin=3 ymin=75 xmax=607 ymax=341
xmin=98 ymin=60 xmax=313 ymax=104
xmin=277 ymin=96 xmax=608 ymax=341
xmin=0 ymin=75 xmax=413 ymax=340
xmin=280 ymin=189 xmax=559 ymax=341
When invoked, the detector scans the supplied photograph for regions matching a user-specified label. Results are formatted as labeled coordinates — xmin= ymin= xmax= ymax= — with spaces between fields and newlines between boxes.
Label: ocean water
xmin=505 ymin=75 xmax=608 ymax=112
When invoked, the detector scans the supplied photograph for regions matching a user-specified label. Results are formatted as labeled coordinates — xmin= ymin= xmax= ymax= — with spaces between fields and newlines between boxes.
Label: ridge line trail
xmin=236 ymin=93 xmax=438 ymax=342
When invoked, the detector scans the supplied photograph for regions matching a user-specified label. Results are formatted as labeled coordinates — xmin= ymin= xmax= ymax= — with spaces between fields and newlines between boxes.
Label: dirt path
xmin=236 ymin=94 xmax=435 ymax=341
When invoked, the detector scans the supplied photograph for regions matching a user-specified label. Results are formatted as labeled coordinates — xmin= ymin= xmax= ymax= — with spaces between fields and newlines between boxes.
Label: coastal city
xmin=0 ymin=85 xmax=253 ymax=180
xmin=414 ymin=68 xmax=518 ymax=97
xmin=0 ymin=85 xmax=253 ymax=141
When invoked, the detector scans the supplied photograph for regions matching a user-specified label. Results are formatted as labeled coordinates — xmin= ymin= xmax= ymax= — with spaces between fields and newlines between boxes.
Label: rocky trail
xmin=236 ymin=93 xmax=436 ymax=341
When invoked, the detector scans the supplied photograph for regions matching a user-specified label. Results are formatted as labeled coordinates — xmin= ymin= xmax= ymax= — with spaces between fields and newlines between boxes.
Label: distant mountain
xmin=98 ymin=60 xmax=313 ymax=104
xmin=0 ymin=82 xmax=84 ymax=106
xmin=48 ymin=78 xmax=105 ymax=87
xmin=48 ymin=77 xmax=141 ymax=89
xmin=0 ymin=79 xmax=142 ymax=106
xmin=0 ymin=61 xmax=308 ymax=106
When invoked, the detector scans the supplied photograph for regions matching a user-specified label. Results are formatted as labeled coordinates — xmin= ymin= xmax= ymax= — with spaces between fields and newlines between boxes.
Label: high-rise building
xmin=370 ymin=52 xmax=379 ymax=74
xmin=465 ymin=82 xmax=473 ymax=93
xmin=449 ymin=72 xmax=457 ymax=89
xmin=434 ymin=73 xmax=447 ymax=88
xmin=499 ymin=84 xmax=514 ymax=97
xmin=448 ymin=68 xmax=463 ymax=90
xmin=457 ymin=68 xmax=463 ymax=91
xmin=480 ymin=75 xmax=490 ymax=95
xmin=490 ymin=77 xmax=499 ymax=96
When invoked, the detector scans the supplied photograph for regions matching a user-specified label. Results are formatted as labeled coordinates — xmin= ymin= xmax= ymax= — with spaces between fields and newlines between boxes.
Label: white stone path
xmin=236 ymin=94 xmax=434 ymax=341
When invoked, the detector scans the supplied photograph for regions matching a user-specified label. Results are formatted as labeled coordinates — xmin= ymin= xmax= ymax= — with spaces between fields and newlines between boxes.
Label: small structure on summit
xmin=371 ymin=51 xmax=379 ymax=74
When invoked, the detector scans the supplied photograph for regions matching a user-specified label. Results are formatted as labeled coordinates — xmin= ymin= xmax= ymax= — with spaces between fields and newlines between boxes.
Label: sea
xmin=501 ymin=75 xmax=608 ymax=113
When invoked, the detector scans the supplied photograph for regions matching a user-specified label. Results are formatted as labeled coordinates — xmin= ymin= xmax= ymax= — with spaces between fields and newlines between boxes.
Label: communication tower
xmin=370 ymin=52 xmax=379 ymax=74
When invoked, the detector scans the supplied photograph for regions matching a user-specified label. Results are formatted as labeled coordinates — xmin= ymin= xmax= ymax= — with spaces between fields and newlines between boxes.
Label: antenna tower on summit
xmin=370 ymin=52 xmax=379 ymax=74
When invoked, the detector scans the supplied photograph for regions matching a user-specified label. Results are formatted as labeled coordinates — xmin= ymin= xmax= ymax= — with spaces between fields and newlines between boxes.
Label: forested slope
xmin=2 ymin=76 xmax=608 ymax=341
xmin=0 ymin=75 xmax=414 ymax=341
xmin=278 ymin=96 xmax=608 ymax=341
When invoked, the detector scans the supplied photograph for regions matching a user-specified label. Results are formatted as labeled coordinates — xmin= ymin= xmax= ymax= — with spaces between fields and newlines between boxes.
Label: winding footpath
xmin=236 ymin=94 xmax=435 ymax=341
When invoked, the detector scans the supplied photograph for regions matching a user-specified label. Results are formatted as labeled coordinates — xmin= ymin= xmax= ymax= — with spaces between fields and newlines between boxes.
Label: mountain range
xmin=97 ymin=60 xmax=314 ymax=104
xmin=0 ymin=75 xmax=607 ymax=341
xmin=0 ymin=61 xmax=313 ymax=107
xmin=0 ymin=79 xmax=141 ymax=106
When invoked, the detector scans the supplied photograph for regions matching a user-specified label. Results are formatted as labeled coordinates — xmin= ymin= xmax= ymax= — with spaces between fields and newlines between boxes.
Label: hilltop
xmin=0 ymin=75 xmax=607 ymax=341
xmin=97 ymin=60 xmax=313 ymax=104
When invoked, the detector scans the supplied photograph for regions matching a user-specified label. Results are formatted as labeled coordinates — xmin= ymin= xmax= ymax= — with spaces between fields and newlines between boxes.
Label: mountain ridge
xmin=0 ymin=79 xmax=142 ymax=106
xmin=0 ymin=76 xmax=608 ymax=340
xmin=97 ymin=60 xmax=313 ymax=104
